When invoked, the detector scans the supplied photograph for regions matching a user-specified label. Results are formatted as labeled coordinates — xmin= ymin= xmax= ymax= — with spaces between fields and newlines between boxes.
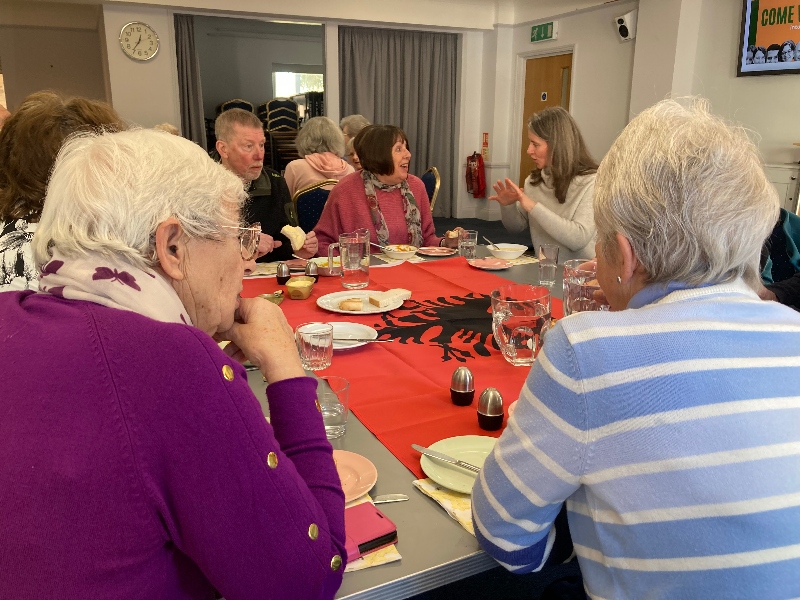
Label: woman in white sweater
xmin=490 ymin=107 xmax=597 ymax=261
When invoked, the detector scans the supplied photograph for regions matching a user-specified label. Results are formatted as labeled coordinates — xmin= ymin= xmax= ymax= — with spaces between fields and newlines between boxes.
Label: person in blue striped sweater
xmin=472 ymin=98 xmax=800 ymax=599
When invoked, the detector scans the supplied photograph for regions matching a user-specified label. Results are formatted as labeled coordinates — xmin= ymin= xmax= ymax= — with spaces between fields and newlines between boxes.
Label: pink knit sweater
xmin=314 ymin=172 xmax=440 ymax=257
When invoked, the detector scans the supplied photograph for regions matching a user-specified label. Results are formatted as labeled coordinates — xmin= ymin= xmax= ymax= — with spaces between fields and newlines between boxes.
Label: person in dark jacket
xmin=215 ymin=108 xmax=318 ymax=262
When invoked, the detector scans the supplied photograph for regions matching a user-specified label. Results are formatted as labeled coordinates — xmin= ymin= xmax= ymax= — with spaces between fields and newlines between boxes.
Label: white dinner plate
xmin=331 ymin=322 xmax=378 ymax=350
xmin=419 ymin=435 xmax=497 ymax=494
xmin=317 ymin=291 xmax=405 ymax=315
xmin=333 ymin=449 xmax=378 ymax=503
xmin=417 ymin=246 xmax=457 ymax=256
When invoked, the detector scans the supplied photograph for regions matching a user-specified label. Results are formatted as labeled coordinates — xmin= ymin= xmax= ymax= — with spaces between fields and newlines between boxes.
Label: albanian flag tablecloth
xmin=242 ymin=257 xmax=563 ymax=478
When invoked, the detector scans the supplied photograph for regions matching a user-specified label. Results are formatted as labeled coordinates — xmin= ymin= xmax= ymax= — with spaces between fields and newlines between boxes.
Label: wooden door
xmin=519 ymin=53 xmax=573 ymax=187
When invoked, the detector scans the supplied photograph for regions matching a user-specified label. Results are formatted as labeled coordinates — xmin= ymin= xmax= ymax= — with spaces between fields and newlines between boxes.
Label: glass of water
xmin=459 ymin=230 xmax=478 ymax=259
xmin=317 ymin=376 xmax=349 ymax=439
xmin=295 ymin=322 xmax=333 ymax=371
xmin=538 ymin=244 xmax=560 ymax=287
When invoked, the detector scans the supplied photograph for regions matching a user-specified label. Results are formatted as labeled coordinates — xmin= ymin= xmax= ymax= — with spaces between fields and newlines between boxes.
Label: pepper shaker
xmin=276 ymin=262 xmax=290 ymax=285
xmin=477 ymin=387 xmax=504 ymax=430
xmin=304 ymin=260 xmax=319 ymax=282
xmin=450 ymin=366 xmax=475 ymax=406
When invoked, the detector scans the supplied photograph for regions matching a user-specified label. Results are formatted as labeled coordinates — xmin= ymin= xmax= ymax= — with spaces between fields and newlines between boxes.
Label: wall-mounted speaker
xmin=614 ymin=9 xmax=638 ymax=42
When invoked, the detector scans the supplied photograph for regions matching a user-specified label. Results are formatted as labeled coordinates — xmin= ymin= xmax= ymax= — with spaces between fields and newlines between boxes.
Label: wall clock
xmin=119 ymin=22 xmax=160 ymax=62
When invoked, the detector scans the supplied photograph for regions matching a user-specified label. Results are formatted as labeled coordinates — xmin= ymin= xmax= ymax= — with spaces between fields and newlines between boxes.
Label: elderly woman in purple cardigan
xmin=0 ymin=129 xmax=346 ymax=599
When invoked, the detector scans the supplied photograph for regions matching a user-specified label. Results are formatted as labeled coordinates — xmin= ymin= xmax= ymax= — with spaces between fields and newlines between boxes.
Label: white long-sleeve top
xmin=500 ymin=171 xmax=595 ymax=261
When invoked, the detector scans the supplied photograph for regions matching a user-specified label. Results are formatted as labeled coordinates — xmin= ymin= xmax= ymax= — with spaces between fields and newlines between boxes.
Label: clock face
xmin=119 ymin=22 xmax=159 ymax=62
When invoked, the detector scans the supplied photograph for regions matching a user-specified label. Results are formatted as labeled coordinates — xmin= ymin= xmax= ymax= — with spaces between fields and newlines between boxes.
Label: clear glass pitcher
xmin=490 ymin=284 xmax=551 ymax=366
xmin=328 ymin=229 xmax=370 ymax=289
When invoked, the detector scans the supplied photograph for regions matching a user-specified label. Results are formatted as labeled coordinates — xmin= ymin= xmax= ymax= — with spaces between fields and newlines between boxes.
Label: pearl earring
xmin=616 ymin=276 xmax=622 ymax=284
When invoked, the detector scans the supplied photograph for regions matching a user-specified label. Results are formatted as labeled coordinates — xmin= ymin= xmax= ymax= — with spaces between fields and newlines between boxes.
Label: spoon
xmin=291 ymin=254 xmax=309 ymax=262
xmin=482 ymin=236 xmax=499 ymax=250
xmin=369 ymin=242 xmax=385 ymax=250
xmin=372 ymin=494 xmax=409 ymax=504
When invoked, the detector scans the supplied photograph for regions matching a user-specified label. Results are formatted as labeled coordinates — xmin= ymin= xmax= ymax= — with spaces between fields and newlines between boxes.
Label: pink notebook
xmin=344 ymin=502 xmax=398 ymax=562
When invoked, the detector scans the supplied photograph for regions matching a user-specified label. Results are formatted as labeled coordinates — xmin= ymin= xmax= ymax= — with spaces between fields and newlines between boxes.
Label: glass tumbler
xmin=295 ymin=322 xmax=333 ymax=371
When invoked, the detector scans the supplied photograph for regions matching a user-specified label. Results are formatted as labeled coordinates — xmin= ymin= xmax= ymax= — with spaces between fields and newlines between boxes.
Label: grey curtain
xmin=339 ymin=26 xmax=458 ymax=218
xmin=174 ymin=15 xmax=206 ymax=148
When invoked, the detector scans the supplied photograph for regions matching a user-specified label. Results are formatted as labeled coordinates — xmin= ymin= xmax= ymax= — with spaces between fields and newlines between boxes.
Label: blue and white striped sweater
xmin=472 ymin=280 xmax=800 ymax=599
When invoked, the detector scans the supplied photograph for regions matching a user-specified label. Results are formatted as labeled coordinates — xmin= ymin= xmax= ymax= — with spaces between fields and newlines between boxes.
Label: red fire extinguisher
xmin=466 ymin=152 xmax=486 ymax=198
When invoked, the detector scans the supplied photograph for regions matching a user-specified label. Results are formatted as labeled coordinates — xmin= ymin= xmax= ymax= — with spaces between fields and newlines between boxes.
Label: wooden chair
xmin=421 ymin=166 xmax=441 ymax=211
xmin=292 ymin=179 xmax=339 ymax=232
xmin=269 ymin=130 xmax=300 ymax=173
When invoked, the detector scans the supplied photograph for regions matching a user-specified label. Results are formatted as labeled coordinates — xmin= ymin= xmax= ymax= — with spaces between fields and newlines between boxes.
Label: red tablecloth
xmin=243 ymin=258 xmax=563 ymax=478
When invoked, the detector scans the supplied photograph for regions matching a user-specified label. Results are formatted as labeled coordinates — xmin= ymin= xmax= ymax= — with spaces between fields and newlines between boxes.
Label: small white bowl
xmin=487 ymin=243 xmax=527 ymax=260
xmin=383 ymin=244 xmax=418 ymax=260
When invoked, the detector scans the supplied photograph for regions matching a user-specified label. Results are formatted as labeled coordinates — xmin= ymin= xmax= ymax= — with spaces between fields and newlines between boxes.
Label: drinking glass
xmin=328 ymin=230 xmax=369 ymax=289
xmin=317 ymin=376 xmax=349 ymax=439
xmin=459 ymin=230 xmax=478 ymax=259
xmin=538 ymin=244 xmax=560 ymax=287
xmin=563 ymin=259 xmax=609 ymax=316
xmin=490 ymin=285 xmax=551 ymax=366
xmin=295 ymin=322 xmax=333 ymax=371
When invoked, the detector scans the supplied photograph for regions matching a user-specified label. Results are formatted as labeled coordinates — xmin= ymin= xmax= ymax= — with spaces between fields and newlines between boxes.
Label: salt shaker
xmin=304 ymin=260 xmax=319 ymax=282
xmin=276 ymin=262 xmax=290 ymax=285
xmin=477 ymin=387 xmax=504 ymax=430
xmin=450 ymin=366 xmax=475 ymax=406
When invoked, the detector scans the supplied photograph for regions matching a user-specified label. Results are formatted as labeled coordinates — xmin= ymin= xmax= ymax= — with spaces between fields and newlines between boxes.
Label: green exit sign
xmin=531 ymin=21 xmax=558 ymax=43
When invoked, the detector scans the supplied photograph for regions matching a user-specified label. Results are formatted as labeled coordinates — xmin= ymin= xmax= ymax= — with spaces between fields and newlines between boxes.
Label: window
xmin=272 ymin=63 xmax=323 ymax=98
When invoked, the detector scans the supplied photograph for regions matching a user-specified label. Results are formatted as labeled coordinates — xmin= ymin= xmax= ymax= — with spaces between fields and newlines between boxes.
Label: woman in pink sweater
xmin=284 ymin=117 xmax=353 ymax=197
xmin=314 ymin=125 xmax=460 ymax=256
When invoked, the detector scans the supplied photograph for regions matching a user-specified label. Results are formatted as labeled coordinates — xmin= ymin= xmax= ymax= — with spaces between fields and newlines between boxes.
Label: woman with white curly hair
xmin=0 ymin=129 xmax=346 ymax=599
xmin=473 ymin=99 xmax=800 ymax=599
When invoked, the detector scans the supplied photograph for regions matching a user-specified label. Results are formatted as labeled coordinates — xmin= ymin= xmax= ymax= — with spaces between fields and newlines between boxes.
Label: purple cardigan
xmin=0 ymin=291 xmax=346 ymax=599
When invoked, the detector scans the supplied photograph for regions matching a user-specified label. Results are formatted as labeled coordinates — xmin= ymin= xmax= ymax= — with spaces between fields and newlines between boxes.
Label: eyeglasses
xmin=221 ymin=222 xmax=261 ymax=260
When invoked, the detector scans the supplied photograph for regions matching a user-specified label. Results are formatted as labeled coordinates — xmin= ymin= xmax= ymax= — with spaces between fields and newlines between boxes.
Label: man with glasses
xmin=215 ymin=109 xmax=318 ymax=262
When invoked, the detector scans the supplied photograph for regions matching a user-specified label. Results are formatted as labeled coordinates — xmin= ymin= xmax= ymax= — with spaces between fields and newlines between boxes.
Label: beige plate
xmin=417 ymin=246 xmax=457 ymax=256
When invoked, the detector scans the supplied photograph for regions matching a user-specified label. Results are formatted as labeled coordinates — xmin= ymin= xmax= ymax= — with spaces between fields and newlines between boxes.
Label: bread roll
xmin=280 ymin=225 xmax=306 ymax=252
xmin=338 ymin=298 xmax=363 ymax=311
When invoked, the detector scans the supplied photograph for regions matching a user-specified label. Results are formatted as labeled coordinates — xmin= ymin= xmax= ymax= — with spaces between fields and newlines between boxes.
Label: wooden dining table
xmin=242 ymin=248 xmax=564 ymax=600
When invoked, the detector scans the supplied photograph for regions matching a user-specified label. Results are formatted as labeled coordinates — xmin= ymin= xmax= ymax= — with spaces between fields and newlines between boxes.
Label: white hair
xmin=594 ymin=98 xmax=779 ymax=288
xmin=295 ymin=116 xmax=345 ymax=157
xmin=33 ymin=129 xmax=248 ymax=270
xmin=339 ymin=114 xmax=370 ymax=136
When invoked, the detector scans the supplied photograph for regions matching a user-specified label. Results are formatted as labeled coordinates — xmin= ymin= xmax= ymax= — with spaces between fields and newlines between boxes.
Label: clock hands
xmin=131 ymin=35 xmax=142 ymax=53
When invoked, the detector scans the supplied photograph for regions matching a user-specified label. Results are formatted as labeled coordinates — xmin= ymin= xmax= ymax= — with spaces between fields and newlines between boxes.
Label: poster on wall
xmin=737 ymin=0 xmax=800 ymax=76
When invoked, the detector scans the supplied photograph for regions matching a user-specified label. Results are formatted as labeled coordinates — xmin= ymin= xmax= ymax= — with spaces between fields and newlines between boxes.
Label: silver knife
xmin=333 ymin=338 xmax=392 ymax=343
xmin=411 ymin=444 xmax=481 ymax=473
xmin=372 ymin=494 xmax=409 ymax=504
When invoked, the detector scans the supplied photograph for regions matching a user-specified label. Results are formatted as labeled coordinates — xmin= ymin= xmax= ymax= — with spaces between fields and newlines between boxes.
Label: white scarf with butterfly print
xmin=38 ymin=248 xmax=192 ymax=326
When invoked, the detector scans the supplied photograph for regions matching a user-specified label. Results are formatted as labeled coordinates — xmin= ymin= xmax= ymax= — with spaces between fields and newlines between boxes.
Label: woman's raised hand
xmin=489 ymin=178 xmax=536 ymax=211
xmin=217 ymin=297 xmax=306 ymax=383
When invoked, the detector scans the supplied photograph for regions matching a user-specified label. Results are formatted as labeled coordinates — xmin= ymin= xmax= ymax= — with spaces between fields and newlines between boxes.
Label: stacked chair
xmin=421 ymin=166 xmax=441 ymax=212
xmin=291 ymin=179 xmax=339 ymax=232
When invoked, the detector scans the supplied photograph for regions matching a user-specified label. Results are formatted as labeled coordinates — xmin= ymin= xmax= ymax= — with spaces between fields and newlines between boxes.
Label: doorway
xmin=518 ymin=53 xmax=572 ymax=187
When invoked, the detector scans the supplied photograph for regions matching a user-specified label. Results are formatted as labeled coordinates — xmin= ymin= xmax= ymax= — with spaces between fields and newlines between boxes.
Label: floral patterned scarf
xmin=361 ymin=170 xmax=423 ymax=247
xmin=38 ymin=248 xmax=192 ymax=326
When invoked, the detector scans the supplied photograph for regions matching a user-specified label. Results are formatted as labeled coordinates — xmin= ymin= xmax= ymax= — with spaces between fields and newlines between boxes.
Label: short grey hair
xmin=33 ymin=129 xmax=248 ymax=271
xmin=340 ymin=114 xmax=370 ymax=136
xmin=215 ymin=108 xmax=262 ymax=143
xmin=594 ymin=98 xmax=779 ymax=288
xmin=295 ymin=116 xmax=345 ymax=157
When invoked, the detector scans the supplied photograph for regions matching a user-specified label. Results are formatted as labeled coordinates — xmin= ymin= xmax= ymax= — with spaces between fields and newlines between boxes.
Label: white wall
xmin=101 ymin=0 xmax=500 ymax=31
xmin=0 ymin=2 xmax=107 ymax=109
xmin=193 ymin=16 xmax=324 ymax=119
xmin=509 ymin=1 xmax=637 ymax=171
xmin=690 ymin=0 xmax=800 ymax=165
xmin=101 ymin=4 xmax=181 ymax=128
